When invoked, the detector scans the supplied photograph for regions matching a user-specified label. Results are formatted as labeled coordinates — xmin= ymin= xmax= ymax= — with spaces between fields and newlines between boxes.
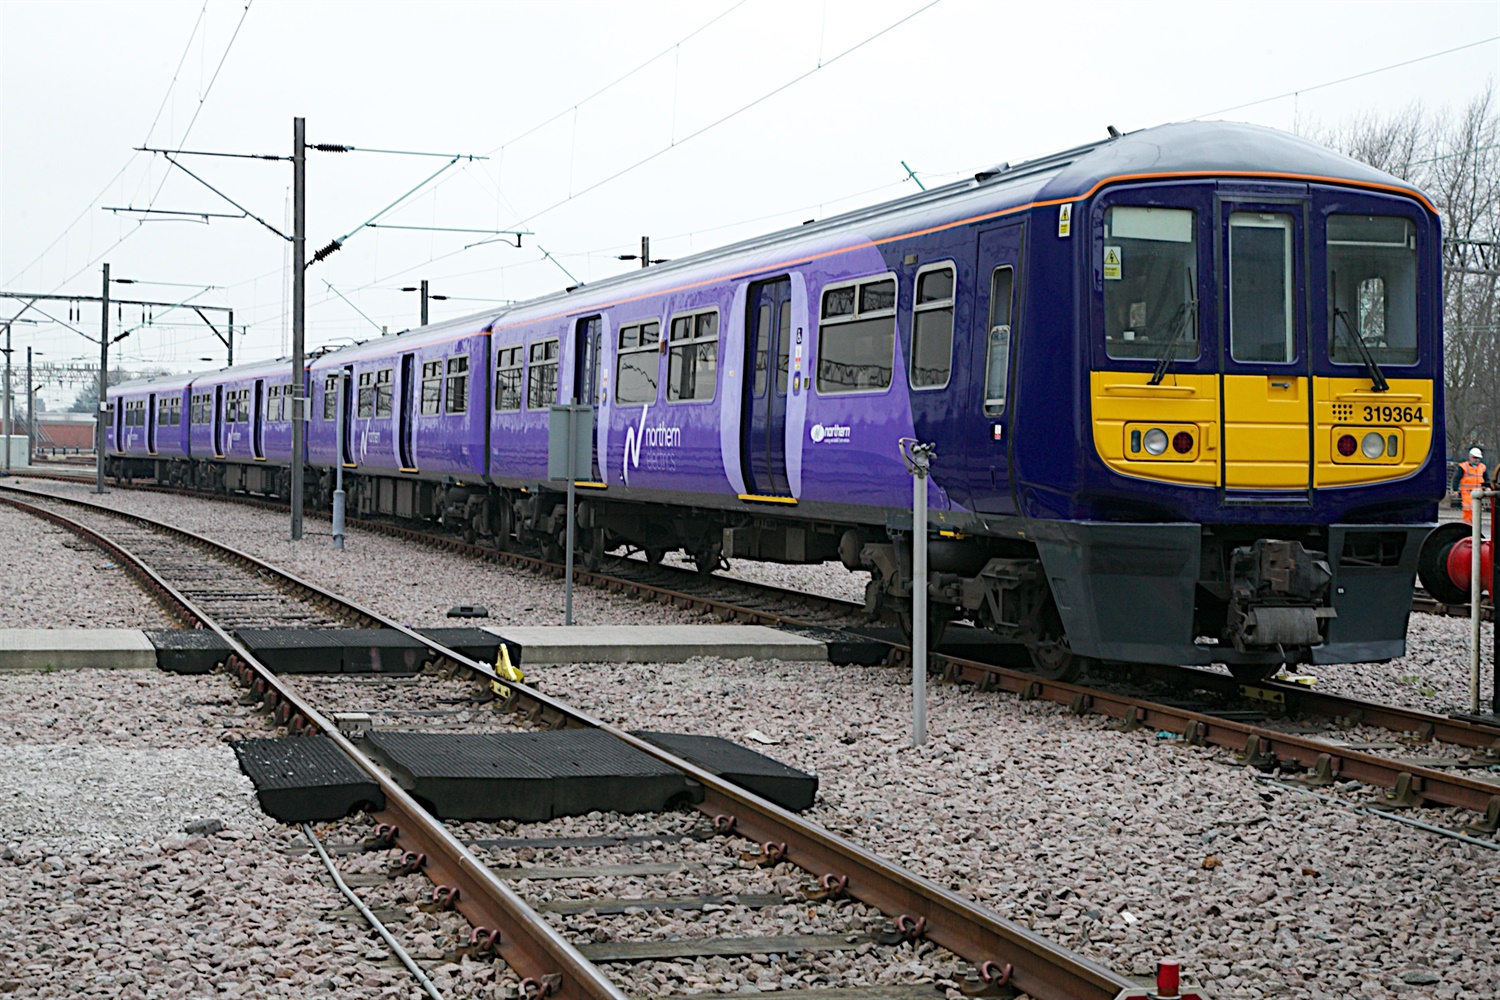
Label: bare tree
xmin=1305 ymin=83 xmax=1500 ymax=461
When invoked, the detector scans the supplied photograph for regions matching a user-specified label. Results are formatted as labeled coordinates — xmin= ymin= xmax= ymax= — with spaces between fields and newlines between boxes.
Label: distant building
xmin=34 ymin=413 xmax=96 ymax=453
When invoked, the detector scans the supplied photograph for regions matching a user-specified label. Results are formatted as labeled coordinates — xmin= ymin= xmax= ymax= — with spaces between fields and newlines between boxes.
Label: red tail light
xmin=1172 ymin=431 xmax=1193 ymax=454
xmin=1336 ymin=434 xmax=1357 ymax=457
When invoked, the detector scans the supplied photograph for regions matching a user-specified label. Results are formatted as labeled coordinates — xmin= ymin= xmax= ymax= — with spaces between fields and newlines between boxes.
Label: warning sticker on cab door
xmin=1103 ymin=246 xmax=1122 ymax=280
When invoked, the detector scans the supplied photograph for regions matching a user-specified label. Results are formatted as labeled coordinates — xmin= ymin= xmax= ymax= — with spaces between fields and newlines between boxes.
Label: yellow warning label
xmin=1103 ymin=245 xmax=1122 ymax=280
xmin=1057 ymin=203 xmax=1072 ymax=238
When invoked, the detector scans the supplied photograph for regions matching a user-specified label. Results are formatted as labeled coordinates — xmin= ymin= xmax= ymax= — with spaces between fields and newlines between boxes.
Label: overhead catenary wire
xmin=6 ymin=1 xmax=257 ymax=294
xmin=336 ymin=0 xmax=945 ymax=299
xmin=1187 ymin=35 xmax=1500 ymax=121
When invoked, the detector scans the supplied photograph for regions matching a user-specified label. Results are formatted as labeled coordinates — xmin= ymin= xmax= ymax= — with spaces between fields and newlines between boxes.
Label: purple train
xmin=107 ymin=121 xmax=1448 ymax=682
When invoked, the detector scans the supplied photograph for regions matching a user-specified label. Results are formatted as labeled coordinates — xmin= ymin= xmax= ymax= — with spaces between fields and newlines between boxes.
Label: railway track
xmin=1 ymin=481 xmax=1141 ymax=1000
xmin=13 ymin=471 xmax=1500 ymax=833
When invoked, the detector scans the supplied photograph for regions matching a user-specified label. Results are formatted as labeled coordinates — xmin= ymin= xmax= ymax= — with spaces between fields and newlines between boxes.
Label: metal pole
xmin=420 ymin=279 xmax=429 ymax=326
xmin=227 ymin=308 xmax=234 ymax=366
xmin=564 ymin=405 xmax=576 ymax=626
xmin=640 ymin=236 xmax=649 ymax=269
xmin=26 ymin=345 xmax=33 ymax=466
xmin=333 ymin=371 xmax=346 ymax=550
xmin=912 ymin=451 xmax=928 ymax=747
xmin=901 ymin=438 xmax=934 ymax=747
xmin=290 ymin=117 xmax=306 ymax=540
xmin=3 ymin=321 xmax=12 ymax=476
xmin=1493 ymin=489 xmax=1499 ymax=716
xmin=97 ymin=263 xmax=109 ymax=494
xmin=1471 ymin=492 xmax=1485 ymax=714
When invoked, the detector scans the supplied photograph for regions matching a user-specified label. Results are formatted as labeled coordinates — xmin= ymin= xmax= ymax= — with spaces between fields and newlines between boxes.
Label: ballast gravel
xmin=0 ymin=502 xmax=173 ymax=629
xmin=540 ymin=654 xmax=1500 ymax=1000
xmin=18 ymin=478 xmax=707 ymax=629
xmin=0 ymin=667 xmax=514 ymax=999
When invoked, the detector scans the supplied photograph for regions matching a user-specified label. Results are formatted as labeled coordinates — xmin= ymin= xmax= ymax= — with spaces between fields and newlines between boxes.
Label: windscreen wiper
xmin=1332 ymin=308 xmax=1389 ymax=393
xmin=1331 ymin=271 xmax=1388 ymax=392
xmin=1146 ymin=265 xmax=1194 ymax=386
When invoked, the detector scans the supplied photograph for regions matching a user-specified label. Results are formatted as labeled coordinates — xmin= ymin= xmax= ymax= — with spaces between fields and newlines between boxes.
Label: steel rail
xmin=3 ymin=481 xmax=1138 ymax=1000
xmin=0 ymin=487 xmax=628 ymax=1000
xmin=929 ymin=656 xmax=1500 ymax=815
xmin=17 ymin=473 xmax=1500 ymax=817
xmin=1123 ymin=661 xmax=1500 ymax=752
xmin=19 ymin=468 xmax=1497 ymax=629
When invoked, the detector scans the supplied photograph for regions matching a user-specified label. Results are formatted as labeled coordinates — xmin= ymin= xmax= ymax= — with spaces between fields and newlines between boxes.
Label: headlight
xmin=1143 ymin=428 xmax=1169 ymax=456
xmin=1361 ymin=431 xmax=1385 ymax=459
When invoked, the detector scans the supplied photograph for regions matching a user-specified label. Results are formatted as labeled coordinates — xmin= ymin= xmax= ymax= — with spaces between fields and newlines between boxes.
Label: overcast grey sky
xmin=2 ymin=0 xmax=1497 ymax=407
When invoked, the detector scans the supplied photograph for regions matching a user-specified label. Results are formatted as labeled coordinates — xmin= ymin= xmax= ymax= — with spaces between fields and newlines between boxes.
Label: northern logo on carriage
xmin=623 ymin=405 xmax=681 ymax=484
xmin=810 ymin=422 xmax=850 ymax=444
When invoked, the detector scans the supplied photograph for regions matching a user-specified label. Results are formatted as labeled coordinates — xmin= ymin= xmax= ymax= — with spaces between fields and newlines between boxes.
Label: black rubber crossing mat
xmin=632 ymin=731 xmax=818 ymax=811
xmin=334 ymin=629 xmax=430 ymax=674
xmin=234 ymin=629 xmax=346 ymax=674
xmin=231 ymin=737 xmax=384 ymax=823
xmin=416 ymin=627 xmax=503 ymax=665
xmin=362 ymin=729 xmax=693 ymax=821
xmin=145 ymin=629 xmax=231 ymax=674
xmin=774 ymin=625 xmax=888 ymax=666
xmin=364 ymin=730 xmax=555 ymax=822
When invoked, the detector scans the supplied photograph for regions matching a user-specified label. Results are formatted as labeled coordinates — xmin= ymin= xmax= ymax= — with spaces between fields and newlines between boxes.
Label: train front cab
xmin=1057 ymin=177 xmax=1442 ymax=677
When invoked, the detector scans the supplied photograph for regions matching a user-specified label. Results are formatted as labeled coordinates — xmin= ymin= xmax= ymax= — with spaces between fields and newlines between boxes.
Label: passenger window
xmin=322 ymin=376 xmax=338 ymax=420
xmin=911 ymin=265 xmax=956 ymax=389
xmin=1229 ymin=212 xmax=1294 ymax=363
xmin=984 ymin=266 xmax=1014 ymax=416
xmin=357 ymin=372 xmax=374 ymax=418
xmin=752 ymin=305 xmax=771 ymax=398
xmin=817 ymin=276 xmax=896 ymax=394
xmin=445 ymin=355 xmax=470 ymax=414
xmin=667 ymin=311 xmax=718 ymax=403
xmin=495 ymin=346 xmax=523 ymax=412
xmin=420 ymin=361 xmax=442 ymax=416
xmin=615 ymin=321 xmax=660 ymax=405
xmin=1327 ymin=215 xmax=1417 ymax=366
xmin=1103 ymin=206 xmax=1198 ymax=361
xmin=374 ymin=368 xmax=393 ymax=418
xmin=527 ymin=338 xmax=559 ymax=409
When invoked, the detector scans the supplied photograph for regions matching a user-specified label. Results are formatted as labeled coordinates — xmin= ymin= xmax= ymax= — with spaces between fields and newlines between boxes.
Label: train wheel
xmin=691 ymin=543 xmax=723 ymax=577
xmin=1417 ymin=521 xmax=1474 ymax=605
xmin=898 ymin=607 xmax=948 ymax=649
xmin=581 ymin=528 xmax=606 ymax=571
xmin=1027 ymin=641 xmax=1090 ymax=683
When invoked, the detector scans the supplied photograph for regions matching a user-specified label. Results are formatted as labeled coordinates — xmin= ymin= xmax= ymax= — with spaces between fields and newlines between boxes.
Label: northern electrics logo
xmin=810 ymin=422 xmax=850 ymax=444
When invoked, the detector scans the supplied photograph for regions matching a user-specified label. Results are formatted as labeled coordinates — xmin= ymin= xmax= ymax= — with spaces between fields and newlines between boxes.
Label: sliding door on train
xmin=340 ymin=366 xmax=356 ymax=467
xmin=147 ymin=393 xmax=157 ymax=454
xmin=213 ymin=385 xmax=225 ymax=457
xmin=959 ymin=223 xmax=1023 ymax=513
xmin=574 ymin=315 xmax=604 ymax=482
xmin=1218 ymin=202 xmax=1311 ymax=495
xmin=398 ymin=353 xmax=416 ymax=471
xmin=741 ymin=276 xmax=793 ymax=498
xmin=252 ymin=380 xmax=265 ymax=460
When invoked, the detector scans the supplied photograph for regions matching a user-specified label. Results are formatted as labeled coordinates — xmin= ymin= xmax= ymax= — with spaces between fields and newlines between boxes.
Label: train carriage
xmin=106 ymin=120 xmax=1447 ymax=684
xmin=306 ymin=318 xmax=491 ymax=522
xmin=106 ymin=374 xmax=191 ymax=481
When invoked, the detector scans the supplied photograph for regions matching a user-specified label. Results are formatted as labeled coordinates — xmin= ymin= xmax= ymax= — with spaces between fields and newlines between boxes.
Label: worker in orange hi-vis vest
xmin=1454 ymin=446 xmax=1487 ymax=524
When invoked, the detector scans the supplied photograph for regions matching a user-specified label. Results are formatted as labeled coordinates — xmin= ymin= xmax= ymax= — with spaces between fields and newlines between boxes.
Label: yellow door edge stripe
xmin=738 ymin=494 xmax=798 ymax=505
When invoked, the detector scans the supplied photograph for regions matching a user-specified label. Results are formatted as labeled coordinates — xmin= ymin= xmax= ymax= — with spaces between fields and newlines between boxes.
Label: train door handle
xmin=1270 ymin=381 xmax=1291 ymax=389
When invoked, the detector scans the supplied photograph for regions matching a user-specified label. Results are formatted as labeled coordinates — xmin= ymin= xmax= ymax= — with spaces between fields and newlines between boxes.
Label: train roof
xmin=110 ymin=371 xmax=194 ymax=393
xmin=306 ymin=313 xmax=502 ymax=371
xmin=481 ymin=119 xmax=1435 ymax=328
xmin=114 ymin=120 xmax=1434 ymax=388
